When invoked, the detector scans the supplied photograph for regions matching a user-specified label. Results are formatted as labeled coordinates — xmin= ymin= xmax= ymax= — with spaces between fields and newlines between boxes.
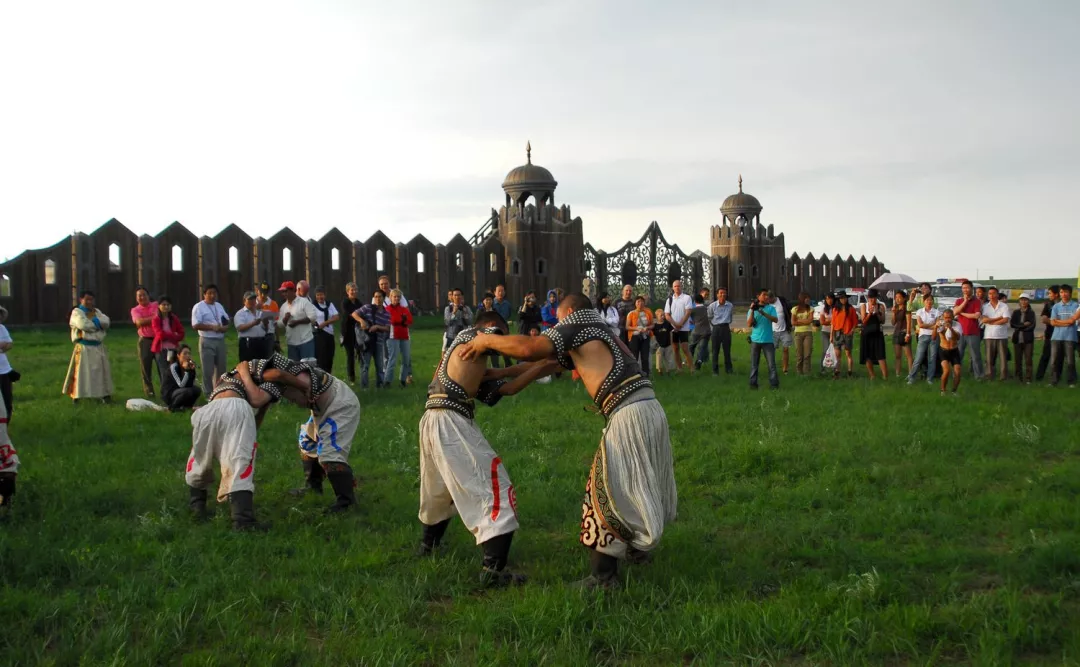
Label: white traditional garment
xmin=62 ymin=307 xmax=115 ymax=399
xmin=0 ymin=394 xmax=18 ymax=476
xmin=126 ymin=398 xmax=168 ymax=412
xmin=580 ymin=390 xmax=677 ymax=559
xmin=297 ymin=380 xmax=359 ymax=466
xmin=418 ymin=409 xmax=518 ymax=544
xmin=186 ymin=397 xmax=259 ymax=502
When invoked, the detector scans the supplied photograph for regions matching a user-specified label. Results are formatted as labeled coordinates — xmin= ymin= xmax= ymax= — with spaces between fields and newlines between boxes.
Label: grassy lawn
xmin=2 ymin=325 xmax=1079 ymax=665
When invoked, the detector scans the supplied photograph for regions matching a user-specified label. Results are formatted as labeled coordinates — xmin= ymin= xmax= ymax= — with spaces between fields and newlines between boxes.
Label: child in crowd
xmin=653 ymin=309 xmax=675 ymax=375
xmin=936 ymin=308 xmax=964 ymax=396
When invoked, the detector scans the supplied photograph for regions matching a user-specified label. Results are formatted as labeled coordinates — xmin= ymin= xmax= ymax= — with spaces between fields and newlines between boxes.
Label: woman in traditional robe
xmin=62 ymin=290 xmax=115 ymax=402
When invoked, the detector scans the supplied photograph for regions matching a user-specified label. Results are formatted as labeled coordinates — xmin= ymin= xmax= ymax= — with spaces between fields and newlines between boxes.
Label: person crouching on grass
xmin=185 ymin=361 xmax=303 ymax=530
xmin=935 ymin=309 xmax=964 ymax=396
xmin=458 ymin=294 xmax=677 ymax=590
xmin=162 ymin=344 xmax=201 ymax=412
xmin=416 ymin=311 xmax=558 ymax=588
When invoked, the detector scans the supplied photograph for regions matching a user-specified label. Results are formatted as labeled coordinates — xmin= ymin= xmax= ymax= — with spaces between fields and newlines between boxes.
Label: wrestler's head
xmin=473 ymin=310 xmax=508 ymax=335
xmin=556 ymin=293 xmax=592 ymax=320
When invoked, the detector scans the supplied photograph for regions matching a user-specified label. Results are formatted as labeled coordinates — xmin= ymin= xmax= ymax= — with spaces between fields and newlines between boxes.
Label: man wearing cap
xmin=234 ymin=291 xmax=265 ymax=362
xmin=1010 ymin=293 xmax=1037 ymax=383
xmin=980 ymin=287 xmax=1011 ymax=381
xmin=277 ymin=281 xmax=318 ymax=361
xmin=255 ymin=282 xmax=279 ymax=357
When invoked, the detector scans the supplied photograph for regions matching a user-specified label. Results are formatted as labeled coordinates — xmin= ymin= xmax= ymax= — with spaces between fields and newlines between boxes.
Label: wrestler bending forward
xmin=419 ymin=311 xmax=558 ymax=588
xmin=459 ymin=293 xmax=677 ymax=589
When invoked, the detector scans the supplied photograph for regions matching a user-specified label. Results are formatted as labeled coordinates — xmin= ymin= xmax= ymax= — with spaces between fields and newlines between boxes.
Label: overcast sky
xmin=1 ymin=1 xmax=1077 ymax=281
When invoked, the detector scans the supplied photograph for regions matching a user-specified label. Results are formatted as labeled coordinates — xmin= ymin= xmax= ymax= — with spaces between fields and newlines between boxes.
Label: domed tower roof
xmin=721 ymin=175 xmax=762 ymax=220
xmin=502 ymin=141 xmax=557 ymax=206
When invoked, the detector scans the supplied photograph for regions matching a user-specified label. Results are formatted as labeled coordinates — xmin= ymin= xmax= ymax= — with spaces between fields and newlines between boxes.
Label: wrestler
xmin=419 ymin=310 xmax=557 ymax=588
xmin=185 ymin=361 xmax=300 ymax=530
xmin=458 ymin=293 xmax=677 ymax=589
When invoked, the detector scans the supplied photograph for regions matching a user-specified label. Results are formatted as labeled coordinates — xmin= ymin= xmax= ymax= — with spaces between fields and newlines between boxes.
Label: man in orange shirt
xmin=625 ymin=296 xmax=653 ymax=377
xmin=828 ymin=292 xmax=858 ymax=378
xmin=256 ymin=282 xmax=280 ymax=357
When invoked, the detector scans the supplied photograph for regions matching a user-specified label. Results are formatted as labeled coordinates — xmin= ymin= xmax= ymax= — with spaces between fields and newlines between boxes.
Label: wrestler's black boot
xmin=574 ymin=550 xmax=621 ymax=590
xmin=229 ymin=491 xmax=270 ymax=531
xmin=188 ymin=485 xmax=209 ymax=521
xmin=0 ymin=472 xmax=16 ymax=520
xmin=416 ymin=518 xmax=451 ymax=557
xmin=479 ymin=532 xmax=527 ymax=588
xmin=324 ymin=463 xmax=356 ymax=514
xmin=289 ymin=456 xmax=324 ymax=496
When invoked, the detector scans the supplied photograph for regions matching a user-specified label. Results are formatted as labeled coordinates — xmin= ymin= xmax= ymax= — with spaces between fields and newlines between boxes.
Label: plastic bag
xmin=823 ymin=343 xmax=838 ymax=369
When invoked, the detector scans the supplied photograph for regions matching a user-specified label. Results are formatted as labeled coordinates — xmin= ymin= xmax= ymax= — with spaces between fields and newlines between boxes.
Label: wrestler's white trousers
xmin=580 ymin=396 xmax=677 ymax=559
xmin=297 ymin=382 xmax=359 ymax=465
xmin=186 ymin=397 xmax=258 ymax=502
xmin=418 ymin=409 xmax=518 ymax=544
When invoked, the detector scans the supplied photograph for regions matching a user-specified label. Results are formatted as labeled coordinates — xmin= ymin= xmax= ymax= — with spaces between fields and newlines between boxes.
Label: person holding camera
xmin=517 ymin=291 xmax=542 ymax=336
xmin=161 ymin=343 xmax=202 ymax=412
xmin=191 ymin=284 xmax=230 ymax=395
xmin=747 ymin=288 xmax=779 ymax=390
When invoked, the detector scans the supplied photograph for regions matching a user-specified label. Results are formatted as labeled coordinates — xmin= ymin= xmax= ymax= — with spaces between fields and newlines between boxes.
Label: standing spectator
xmin=626 ymin=296 xmax=653 ymax=377
xmin=517 ymin=291 xmax=542 ymax=335
xmin=255 ymin=282 xmax=279 ymax=356
xmin=234 ymin=291 xmax=265 ymax=363
xmin=130 ymin=286 xmax=159 ymax=397
xmin=277 ymin=280 xmax=318 ymax=361
xmin=378 ymin=275 xmax=408 ymax=311
xmin=907 ymin=295 xmax=941 ymax=384
xmin=161 ymin=344 xmax=201 ymax=412
xmin=829 ymin=292 xmax=858 ymax=378
xmin=769 ymin=291 xmax=793 ymax=374
xmin=0 ymin=306 xmax=13 ymax=421
xmin=191 ymin=284 xmax=230 ymax=395
xmin=312 ymin=285 xmax=340 ymax=372
xmin=980 ymin=287 xmax=1011 ymax=381
xmin=891 ymin=291 xmax=913 ymax=378
xmin=150 ymin=296 xmax=185 ymax=381
xmin=936 ymin=308 xmax=964 ymax=396
xmin=493 ymin=284 xmax=513 ymax=368
xmin=444 ymin=288 xmax=473 ymax=348
xmin=790 ymin=292 xmax=815 ymax=376
xmin=1048 ymin=284 xmax=1079 ymax=387
xmin=689 ymin=293 xmax=711 ymax=371
xmin=747 ymin=288 xmax=779 ymax=390
xmin=1035 ymin=285 xmax=1060 ymax=381
xmin=613 ymin=284 xmax=636 ymax=343
xmin=440 ymin=289 xmax=455 ymax=353
xmin=652 ymin=309 xmax=676 ymax=375
xmin=907 ymin=282 xmax=932 ymax=313
xmin=906 ymin=283 xmax=932 ymax=377
xmin=860 ymin=289 xmax=888 ymax=379
xmin=952 ymin=280 xmax=985 ymax=379
xmin=385 ymin=288 xmax=414 ymax=387
xmin=358 ymin=289 xmax=391 ymax=388
xmin=296 ymin=280 xmax=312 ymax=302
xmin=818 ymin=293 xmax=835 ymax=372
xmin=597 ymin=293 xmax=621 ymax=338
xmin=708 ymin=287 xmax=735 ymax=375
xmin=341 ymin=282 xmax=364 ymax=384
xmin=1010 ymin=293 xmax=1036 ymax=384
xmin=478 ymin=292 xmax=496 ymax=314
xmin=540 ymin=290 xmax=559 ymax=330
xmin=664 ymin=280 xmax=694 ymax=373
xmin=63 ymin=290 xmax=114 ymax=403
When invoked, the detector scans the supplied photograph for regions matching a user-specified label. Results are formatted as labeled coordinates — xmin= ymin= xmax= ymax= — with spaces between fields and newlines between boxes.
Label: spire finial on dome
xmin=738 ymin=174 xmax=743 ymax=193
xmin=526 ymin=140 xmax=532 ymax=164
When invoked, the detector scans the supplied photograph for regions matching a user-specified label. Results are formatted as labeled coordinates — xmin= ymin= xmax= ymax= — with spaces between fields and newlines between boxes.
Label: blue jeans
xmin=749 ymin=342 xmax=779 ymax=388
xmin=1048 ymin=340 xmax=1077 ymax=386
xmin=959 ymin=334 xmax=984 ymax=378
xmin=384 ymin=338 xmax=412 ymax=384
xmin=361 ymin=339 xmax=387 ymax=387
xmin=908 ymin=335 xmax=939 ymax=382
xmin=287 ymin=338 xmax=316 ymax=361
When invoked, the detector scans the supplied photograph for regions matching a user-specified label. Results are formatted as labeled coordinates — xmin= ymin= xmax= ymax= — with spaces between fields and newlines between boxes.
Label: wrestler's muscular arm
xmin=235 ymin=363 xmax=274 ymax=409
xmin=498 ymin=359 xmax=561 ymax=396
xmin=458 ymin=333 xmax=555 ymax=362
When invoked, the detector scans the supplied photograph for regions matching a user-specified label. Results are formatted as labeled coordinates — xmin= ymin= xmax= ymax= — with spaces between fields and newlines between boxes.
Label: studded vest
xmin=252 ymin=353 xmax=334 ymax=403
xmin=209 ymin=366 xmax=283 ymax=403
xmin=541 ymin=308 xmax=652 ymax=418
xmin=425 ymin=326 xmax=506 ymax=419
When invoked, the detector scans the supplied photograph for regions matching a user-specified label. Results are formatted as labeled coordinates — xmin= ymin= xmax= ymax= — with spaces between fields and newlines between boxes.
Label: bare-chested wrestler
xmin=419 ymin=310 xmax=558 ymax=588
xmin=458 ymin=293 xmax=677 ymax=589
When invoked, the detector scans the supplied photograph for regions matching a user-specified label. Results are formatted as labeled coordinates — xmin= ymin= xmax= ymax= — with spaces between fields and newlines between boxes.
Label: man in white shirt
xmin=296 ymin=280 xmax=312 ymax=303
xmin=663 ymin=280 xmax=694 ymax=373
xmin=277 ymin=281 xmax=318 ymax=361
xmin=192 ymin=284 xmax=231 ymax=394
xmin=234 ymin=291 xmax=265 ymax=362
xmin=770 ymin=291 xmax=793 ymax=374
xmin=980 ymin=287 xmax=1011 ymax=381
xmin=907 ymin=295 xmax=941 ymax=384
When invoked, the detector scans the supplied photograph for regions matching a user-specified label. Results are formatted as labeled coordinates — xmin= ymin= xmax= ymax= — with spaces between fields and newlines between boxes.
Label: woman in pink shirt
xmin=131 ymin=287 xmax=159 ymax=397
xmin=150 ymin=295 xmax=185 ymax=386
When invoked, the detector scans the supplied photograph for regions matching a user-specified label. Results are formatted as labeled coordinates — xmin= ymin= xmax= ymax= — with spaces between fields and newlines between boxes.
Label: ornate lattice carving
xmin=596 ymin=222 xmax=702 ymax=302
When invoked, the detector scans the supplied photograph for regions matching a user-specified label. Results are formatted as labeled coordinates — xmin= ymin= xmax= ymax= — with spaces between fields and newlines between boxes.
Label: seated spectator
xmin=653 ymin=309 xmax=676 ymax=375
xmin=151 ymin=296 xmax=185 ymax=381
xmin=161 ymin=344 xmax=202 ymax=411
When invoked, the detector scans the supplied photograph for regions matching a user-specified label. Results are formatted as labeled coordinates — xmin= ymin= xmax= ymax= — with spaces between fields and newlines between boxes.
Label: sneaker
xmin=940 ymin=390 xmax=945 ymax=397
xmin=906 ymin=378 xmax=915 ymax=385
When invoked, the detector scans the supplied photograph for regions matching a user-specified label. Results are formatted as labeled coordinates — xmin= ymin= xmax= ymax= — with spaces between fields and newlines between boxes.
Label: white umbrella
xmin=868 ymin=272 xmax=919 ymax=293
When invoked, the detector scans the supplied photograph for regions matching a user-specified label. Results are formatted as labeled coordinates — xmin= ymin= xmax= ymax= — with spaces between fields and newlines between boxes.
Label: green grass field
xmin=2 ymin=325 xmax=1079 ymax=665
